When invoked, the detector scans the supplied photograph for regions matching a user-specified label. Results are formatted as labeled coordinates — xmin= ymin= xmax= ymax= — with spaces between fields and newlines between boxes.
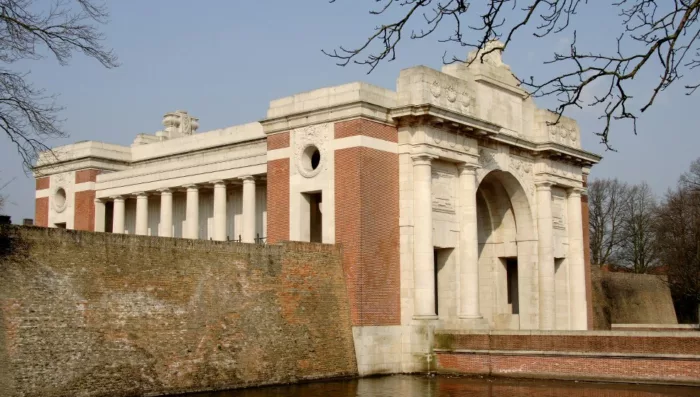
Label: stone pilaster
xmin=213 ymin=181 xmax=227 ymax=241
xmin=94 ymin=199 xmax=105 ymax=233
xmin=241 ymin=176 xmax=256 ymax=243
xmin=412 ymin=154 xmax=438 ymax=320
xmin=112 ymin=196 xmax=125 ymax=234
xmin=159 ymin=189 xmax=173 ymax=237
xmin=458 ymin=163 xmax=482 ymax=319
xmin=567 ymin=187 xmax=587 ymax=330
xmin=185 ymin=185 xmax=199 ymax=239
xmin=537 ymin=182 xmax=555 ymax=329
xmin=135 ymin=192 xmax=148 ymax=236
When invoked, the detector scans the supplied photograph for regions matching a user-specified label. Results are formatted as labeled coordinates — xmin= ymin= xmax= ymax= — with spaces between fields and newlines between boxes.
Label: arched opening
xmin=476 ymin=170 xmax=535 ymax=329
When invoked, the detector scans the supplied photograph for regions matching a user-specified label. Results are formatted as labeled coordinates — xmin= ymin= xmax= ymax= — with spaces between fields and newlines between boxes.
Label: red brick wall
xmin=35 ymin=177 xmax=49 ymax=191
xmin=582 ymin=174 xmax=593 ymax=329
xmin=267 ymin=159 xmax=290 ymax=243
xmin=435 ymin=332 xmax=700 ymax=385
xmin=334 ymin=118 xmax=398 ymax=142
xmin=74 ymin=190 xmax=96 ymax=231
xmin=334 ymin=119 xmax=400 ymax=326
xmin=34 ymin=197 xmax=48 ymax=227
xmin=437 ymin=353 xmax=700 ymax=385
xmin=267 ymin=131 xmax=290 ymax=150
xmin=436 ymin=332 xmax=700 ymax=355
xmin=75 ymin=169 xmax=100 ymax=184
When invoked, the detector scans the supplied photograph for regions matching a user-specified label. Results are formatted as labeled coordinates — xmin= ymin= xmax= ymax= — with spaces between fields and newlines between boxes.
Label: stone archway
xmin=476 ymin=170 xmax=536 ymax=329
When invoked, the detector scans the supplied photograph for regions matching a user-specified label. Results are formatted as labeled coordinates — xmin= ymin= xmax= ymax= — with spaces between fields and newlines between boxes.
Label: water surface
xmin=182 ymin=375 xmax=698 ymax=396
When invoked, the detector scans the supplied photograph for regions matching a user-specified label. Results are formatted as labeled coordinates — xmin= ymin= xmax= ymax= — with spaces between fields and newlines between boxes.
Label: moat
xmin=181 ymin=375 xmax=699 ymax=396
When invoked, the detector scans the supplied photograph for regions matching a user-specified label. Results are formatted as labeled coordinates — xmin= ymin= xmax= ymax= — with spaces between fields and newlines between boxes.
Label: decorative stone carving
xmin=552 ymin=195 xmax=566 ymax=230
xmin=478 ymin=148 xmax=497 ymax=169
xmin=446 ymin=86 xmax=457 ymax=103
xmin=162 ymin=110 xmax=199 ymax=138
xmin=432 ymin=168 xmax=455 ymax=213
xmin=295 ymin=123 xmax=328 ymax=178
xmin=548 ymin=123 xmax=579 ymax=148
xmin=431 ymin=81 xmax=442 ymax=98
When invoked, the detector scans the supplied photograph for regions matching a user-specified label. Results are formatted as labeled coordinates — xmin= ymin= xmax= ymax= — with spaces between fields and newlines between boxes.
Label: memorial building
xmin=33 ymin=43 xmax=601 ymax=370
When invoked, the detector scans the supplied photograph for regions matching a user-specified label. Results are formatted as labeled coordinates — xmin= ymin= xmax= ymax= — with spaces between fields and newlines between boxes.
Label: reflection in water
xmin=182 ymin=375 xmax=698 ymax=397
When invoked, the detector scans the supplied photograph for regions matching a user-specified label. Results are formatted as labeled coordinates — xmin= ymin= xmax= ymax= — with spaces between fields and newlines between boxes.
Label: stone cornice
xmin=32 ymin=158 xmax=129 ymax=177
xmin=260 ymin=101 xmax=394 ymax=135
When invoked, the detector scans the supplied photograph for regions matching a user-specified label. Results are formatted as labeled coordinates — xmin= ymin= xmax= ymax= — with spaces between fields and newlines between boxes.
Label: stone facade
xmin=0 ymin=227 xmax=357 ymax=397
xmin=33 ymin=42 xmax=601 ymax=376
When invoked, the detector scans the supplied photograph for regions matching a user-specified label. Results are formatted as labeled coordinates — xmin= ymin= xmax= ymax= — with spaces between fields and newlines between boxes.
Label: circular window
xmin=303 ymin=145 xmax=321 ymax=172
xmin=53 ymin=187 xmax=67 ymax=212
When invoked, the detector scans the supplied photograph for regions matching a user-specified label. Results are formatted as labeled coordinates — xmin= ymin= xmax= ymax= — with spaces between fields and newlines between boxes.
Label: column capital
xmin=411 ymin=153 xmax=438 ymax=165
xmin=567 ymin=186 xmax=585 ymax=197
xmin=240 ymin=175 xmax=255 ymax=183
xmin=211 ymin=179 xmax=227 ymax=186
xmin=94 ymin=197 xmax=104 ymax=204
xmin=157 ymin=187 xmax=172 ymax=194
xmin=135 ymin=191 xmax=148 ymax=197
xmin=183 ymin=184 xmax=199 ymax=191
xmin=457 ymin=162 xmax=480 ymax=174
xmin=535 ymin=181 xmax=554 ymax=191
xmin=110 ymin=195 xmax=124 ymax=201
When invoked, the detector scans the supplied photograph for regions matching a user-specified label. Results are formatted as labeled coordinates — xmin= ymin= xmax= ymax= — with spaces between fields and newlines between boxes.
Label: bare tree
xmin=0 ymin=0 xmax=118 ymax=170
xmin=656 ymin=184 xmax=700 ymax=323
xmin=618 ymin=182 xmax=658 ymax=273
xmin=326 ymin=0 xmax=700 ymax=149
xmin=680 ymin=157 xmax=700 ymax=192
xmin=588 ymin=178 xmax=630 ymax=267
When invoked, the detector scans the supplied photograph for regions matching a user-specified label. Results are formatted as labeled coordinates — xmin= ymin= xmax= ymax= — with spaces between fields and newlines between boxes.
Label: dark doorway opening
xmin=506 ymin=258 xmax=519 ymax=314
xmin=308 ymin=192 xmax=322 ymax=243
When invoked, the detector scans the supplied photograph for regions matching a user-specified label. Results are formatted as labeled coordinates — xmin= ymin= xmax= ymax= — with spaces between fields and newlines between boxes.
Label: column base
xmin=458 ymin=315 xmax=490 ymax=330
xmin=412 ymin=315 xmax=439 ymax=321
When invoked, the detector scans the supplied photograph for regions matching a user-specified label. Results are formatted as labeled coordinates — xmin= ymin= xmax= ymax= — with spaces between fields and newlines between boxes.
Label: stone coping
xmin=433 ymin=349 xmax=700 ymax=360
xmin=436 ymin=329 xmax=700 ymax=338
xmin=612 ymin=323 xmax=700 ymax=330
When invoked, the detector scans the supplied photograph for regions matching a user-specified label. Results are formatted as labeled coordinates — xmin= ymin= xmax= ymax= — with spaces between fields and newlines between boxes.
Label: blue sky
xmin=1 ymin=1 xmax=698 ymax=221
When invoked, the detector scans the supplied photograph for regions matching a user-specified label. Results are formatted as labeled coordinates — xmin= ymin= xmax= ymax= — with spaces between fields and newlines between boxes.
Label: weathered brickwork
xmin=35 ymin=177 xmax=50 ymax=191
xmin=34 ymin=198 xmax=48 ymax=227
xmin=73 ymin=190 xmax=96 ymax=231
xmin=266 ymin=159 xmax=290 ymax=243
xmin=435 ymin=332 xmax=700 ymax=355
xmin=435 ymin=331 xmax=700 ymax=385
xmin=334 ymin=119 xmax=398 ymax=143
xmin=267 ymin=131 xmax=290 ymax=150
xmin=582 ymin=174 xmax=593 ymax=329
xmin=335 ymin=144 xmax=400 ymax=326
xmin=75 ymin=169 xmax=100 ymax=184
xmin=437 ymin=353 xmax=700 ymax=385
xmin=0 ymin=227 xmax=357 ymax=397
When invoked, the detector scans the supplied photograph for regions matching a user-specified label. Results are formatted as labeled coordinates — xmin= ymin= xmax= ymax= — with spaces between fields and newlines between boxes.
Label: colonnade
xmin=93 ymin=176 xmax=258 ymax=242
xmin=410 ymin=154 xmax=587 ymax=330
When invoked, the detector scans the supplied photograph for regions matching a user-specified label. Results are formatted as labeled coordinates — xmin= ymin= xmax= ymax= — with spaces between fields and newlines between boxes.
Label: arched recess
xmin=476 ymin=170 xmax=537 ymax=330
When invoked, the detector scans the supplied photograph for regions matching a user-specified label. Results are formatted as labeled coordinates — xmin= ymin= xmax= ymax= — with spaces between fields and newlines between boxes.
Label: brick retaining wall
xmin=434 ymin=330 xmax=700 ymax=385
xmin=0 ymin=226 xmax=357 ymax=397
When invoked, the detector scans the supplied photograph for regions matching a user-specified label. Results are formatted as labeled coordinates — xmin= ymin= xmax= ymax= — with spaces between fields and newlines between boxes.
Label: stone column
xmin=458 ymin=163 xmax=482 ymax=319
xmin=241 ymin=176 xmax=256 ymax=243
xmin=135 ymin=192 xmax=149 ymax=236
xmin=567 ymin=187 xmax=587 ymax=330
xmin=412 ymin=154 xmax=438 ymax=319
xmin=213 ymin=180 xmax=227 ymax=241
xmin=94 ymin=199 xmax=106 ymax=232
xmin=185 ymin=185 xmax=199 ymax=239
xmin=537 ymin=182 xmax=556 ymax=329
xmin=112 ymin=196 xmax=125 ymax=234
xmin=159 ymin=189 xmax=173 ymax=237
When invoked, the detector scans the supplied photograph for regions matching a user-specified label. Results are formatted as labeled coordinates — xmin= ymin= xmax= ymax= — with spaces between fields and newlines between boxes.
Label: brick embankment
xmin=434 ymin=330 xmax=700 ymax=386
xmin=0 ymin=226 xmax=357 ymax=397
